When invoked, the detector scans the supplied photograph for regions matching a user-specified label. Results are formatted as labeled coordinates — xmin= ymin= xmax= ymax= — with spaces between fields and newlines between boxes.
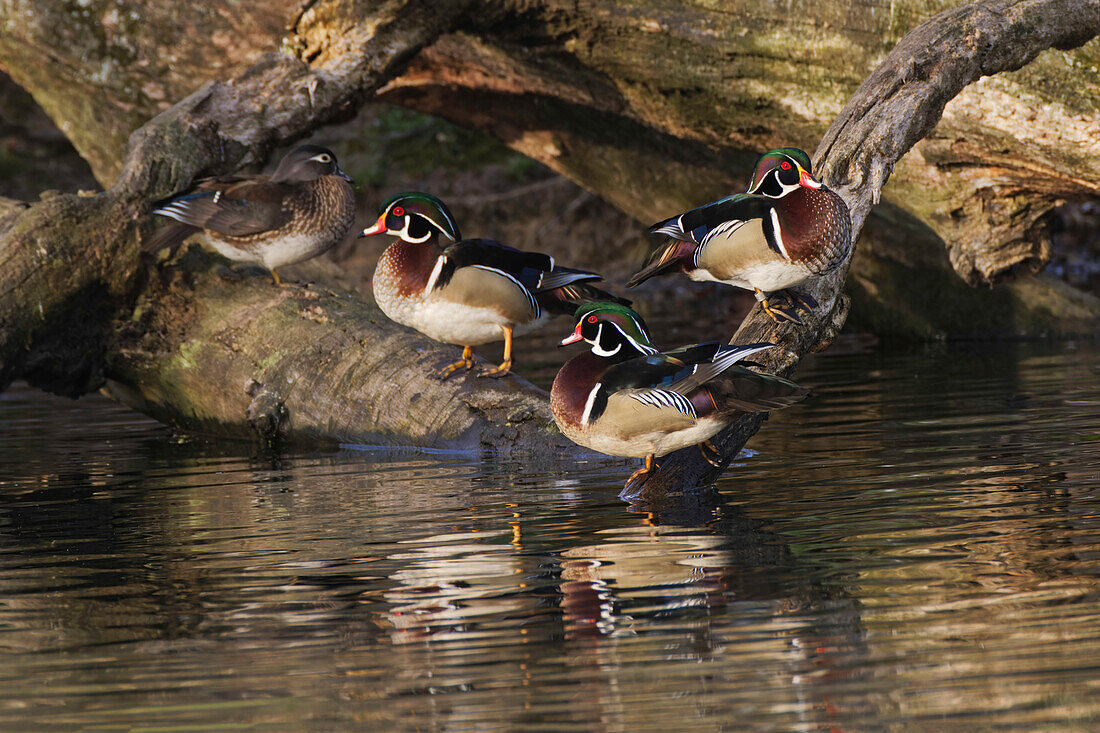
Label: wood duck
xmin=550 ymin=302 xmax=808 ymax=486
xmin=627 ymin=148 xmax=851 ymax=324
xmin=361 ymin=192 xmax=629 ymax=379
xmin=146 ymin=144 xmax=356 ymax=285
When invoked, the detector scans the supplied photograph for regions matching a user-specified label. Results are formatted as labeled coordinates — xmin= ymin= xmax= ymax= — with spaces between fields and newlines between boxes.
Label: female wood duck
xmin=146 ymin=145 xmax=356 ymax=285
xmin=627 ymin=148 xmax=851 ymax=324
xmin=550 ymin=302 xmax=808 ymax=486
xmin=361 ymin=192 xmax=629 ymax=379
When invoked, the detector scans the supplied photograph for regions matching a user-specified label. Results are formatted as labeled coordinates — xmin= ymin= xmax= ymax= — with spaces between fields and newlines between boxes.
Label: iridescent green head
xmin=359 ymin=191 xmax=461 ymax=243
xmin=560 ymin=302 xmax=657 ymax=358
xmin=747 ymin=148 xmax=821 ymax=197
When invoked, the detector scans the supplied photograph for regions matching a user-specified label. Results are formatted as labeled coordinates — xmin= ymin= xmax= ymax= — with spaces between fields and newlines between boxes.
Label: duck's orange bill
xmin=559 ymin=324 xmax=584 ymax=346
xmin=799 ymin=168 xmax=822 ymax=190
xmin=359 ymin=213 xmax=387 ymax=237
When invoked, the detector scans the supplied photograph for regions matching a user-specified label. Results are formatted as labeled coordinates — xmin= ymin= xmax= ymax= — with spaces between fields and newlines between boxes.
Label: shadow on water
xmin=1 ymin=339 xmax=1099 ymax=729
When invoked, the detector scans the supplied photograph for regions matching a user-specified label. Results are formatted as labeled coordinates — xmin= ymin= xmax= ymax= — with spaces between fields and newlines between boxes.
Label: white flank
xmin=424 ymin=255 xmax=447 ymax=296
xmin=769 ymin=207 xmax=791 ymax=260
xmin=581 ymin=382 xmax=603 ymax=427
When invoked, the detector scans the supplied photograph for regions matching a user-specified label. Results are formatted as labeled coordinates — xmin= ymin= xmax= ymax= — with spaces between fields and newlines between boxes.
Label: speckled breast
xmin=777 ymin=187 xmax=852 ymax=275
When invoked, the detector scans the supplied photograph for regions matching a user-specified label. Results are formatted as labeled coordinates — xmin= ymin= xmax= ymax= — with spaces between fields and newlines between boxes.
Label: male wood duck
xmin=146 ymin=144 xmax=356 ymax=285
xmin=550 ymin=302 xmax=808 ymax=486
xmin=627 ymin=148 xmax=851 ymax=324
xmin=361 ymin=192 xmax=629 ymax=379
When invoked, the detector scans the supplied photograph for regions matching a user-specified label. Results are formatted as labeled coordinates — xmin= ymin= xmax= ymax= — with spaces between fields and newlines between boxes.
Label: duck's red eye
xmin=587 ymin=315 xmax=598 ymax=323
xmin=392 ymin=206 xmax=404 ymax=217
xmin=781 ymin=161 xmax=791 ymax=170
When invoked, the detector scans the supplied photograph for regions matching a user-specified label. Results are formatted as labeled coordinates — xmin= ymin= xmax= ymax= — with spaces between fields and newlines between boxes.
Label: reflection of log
xmin=1 ymin=1 xmax=1098 ymax=492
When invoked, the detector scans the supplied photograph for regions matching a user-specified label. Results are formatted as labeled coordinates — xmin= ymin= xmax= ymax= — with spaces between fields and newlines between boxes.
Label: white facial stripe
xmin=589 ymin=324 xmax=623 ymax=357
xmin=607 ymin=321 xmax=657 ymax=355
xmin=581 ymin=382 xmax=602 ymax=426
xmin=769 ymin=207 xmax=790 ymax=260
xmin=759 ymin=172 xmax=802 ymax=198
xmin=398 ymin=215 xmax=433 ymax=244
xmin=437 ymin=209 xmax=460 ymax=240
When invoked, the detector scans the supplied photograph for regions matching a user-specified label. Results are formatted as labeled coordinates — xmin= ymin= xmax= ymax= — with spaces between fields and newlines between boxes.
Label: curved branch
xmin=625 ymin=0 xmax=1100 ymax=502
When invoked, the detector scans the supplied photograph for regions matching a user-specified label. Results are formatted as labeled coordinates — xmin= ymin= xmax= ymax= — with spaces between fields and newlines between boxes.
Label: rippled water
xmin=2 ymin=340 xmax=1100 ymax=730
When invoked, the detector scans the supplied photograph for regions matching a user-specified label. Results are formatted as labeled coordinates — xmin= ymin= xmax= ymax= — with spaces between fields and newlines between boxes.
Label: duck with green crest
xmin=361 ymin=192 xmax=629 ymax=379
xmin=551 ymin=302 xmax=809 ymax=486
xmin=627 ymin=148 xmax=851 ymax=324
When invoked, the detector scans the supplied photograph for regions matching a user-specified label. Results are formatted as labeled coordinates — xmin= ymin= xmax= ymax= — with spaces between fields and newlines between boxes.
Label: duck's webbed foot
xmin=624 ymin=454 xmax=657 ymax=488
xmin=754 ymin=288 xmax=804 ymax=325
xmin=698 ymin=440 xmax=723 ymax=468
xmin=477 ymin=325 xmax=514 ymax=379
xmin=435 ymin=346 xmax=475 ymax=380
xmin=477 ymin=358 xmax=513 ymax=379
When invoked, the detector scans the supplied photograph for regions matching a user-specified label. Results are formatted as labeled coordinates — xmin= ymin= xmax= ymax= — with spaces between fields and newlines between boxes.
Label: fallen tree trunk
xmin=108 ymin=250 xmax=571 ymax=451
xmin=1 ymin=0 xmax=1098 ymax=497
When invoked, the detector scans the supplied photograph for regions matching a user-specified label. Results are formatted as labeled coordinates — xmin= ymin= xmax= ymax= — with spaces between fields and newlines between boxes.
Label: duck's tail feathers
xmin=539 ymin=281 xmax=631 ymax=316
xmin=143 ymin=222 xmax=199 ymax=253
xmin=626 ymin=239 xmax=697 ymax=288
xmin=536 ymin=268 xmax=600 ymax=292
xmin=711 ymin=370 xmax=810 ymax=413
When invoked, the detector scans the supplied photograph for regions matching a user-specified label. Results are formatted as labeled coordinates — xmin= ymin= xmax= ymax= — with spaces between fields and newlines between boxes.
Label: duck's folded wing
xmin=442 ymin=239 xmax=554 ymax=275
xmin=595 ymin=348 xmax=720 ymax=420
xmin=153 ymin=181 xmax=292 ymax=237
xmin=663 ymin=343 xmax=774 ymax=396
xmin=648 ymin=194 xmax=772 ymax=246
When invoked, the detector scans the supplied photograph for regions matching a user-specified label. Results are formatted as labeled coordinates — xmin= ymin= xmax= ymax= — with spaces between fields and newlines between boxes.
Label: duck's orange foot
xmin=477 ymin=358 xmax=513 ymax=379
xmin=435 ymin=346 xmax=475 ymax=380
xmin=624 ymin=454 xmax=656 ymax=488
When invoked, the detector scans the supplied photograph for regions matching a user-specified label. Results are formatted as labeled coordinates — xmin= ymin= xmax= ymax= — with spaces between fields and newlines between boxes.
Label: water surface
xmin=2 ymin=341 xmax=1099 ymax=730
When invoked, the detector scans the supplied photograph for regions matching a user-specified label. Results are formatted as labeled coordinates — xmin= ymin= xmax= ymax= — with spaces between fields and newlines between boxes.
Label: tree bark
xmin=0 ymin=0 xmax=1098 ymax=495
xmin=630 ymin=0 xmax=1100 ymax=500
xmin=108 ymin=251 xmax=571 ymax=451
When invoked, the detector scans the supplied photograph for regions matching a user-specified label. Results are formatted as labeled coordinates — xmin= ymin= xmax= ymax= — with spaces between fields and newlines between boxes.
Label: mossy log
xmin=108 ymin=251 xmax=569 ymax=451
xmin=0 ymin=0 xmax=1098 ymax=499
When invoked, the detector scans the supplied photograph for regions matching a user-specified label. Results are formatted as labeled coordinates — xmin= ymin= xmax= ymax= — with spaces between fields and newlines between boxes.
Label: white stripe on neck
xmin=581 ymin=382 xmax=602 ymax=426
xmin=424 ymin=255 xmax=446 ymax=295
xmin=769 ymin=208 xmax=790 ymax=261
